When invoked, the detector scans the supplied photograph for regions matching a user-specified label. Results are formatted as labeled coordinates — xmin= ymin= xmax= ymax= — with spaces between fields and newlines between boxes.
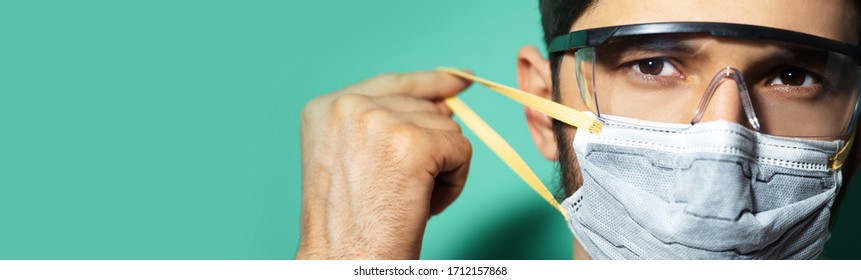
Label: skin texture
xmin=297 ymin=0 xmax=859 ymax=260
xmin=518 ymin=0 xmax=859 ymax=259
xmin=297 ymin=72 xmax=472 ymax=259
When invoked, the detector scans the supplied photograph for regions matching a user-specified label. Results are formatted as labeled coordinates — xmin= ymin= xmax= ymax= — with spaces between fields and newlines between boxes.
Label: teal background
xmin=0 ymin=0 xmax=857 ymax=259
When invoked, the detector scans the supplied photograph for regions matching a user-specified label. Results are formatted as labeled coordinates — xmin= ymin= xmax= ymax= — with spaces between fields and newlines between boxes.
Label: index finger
xmin=350 ymin=70 xmax=473 ymax=100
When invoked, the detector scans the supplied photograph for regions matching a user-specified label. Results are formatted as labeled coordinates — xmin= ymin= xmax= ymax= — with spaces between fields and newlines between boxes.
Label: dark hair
xmin=537 ymin=0 xmax=861 ymax=198
xmin=538 ymin=0 xmax=595 ymax=198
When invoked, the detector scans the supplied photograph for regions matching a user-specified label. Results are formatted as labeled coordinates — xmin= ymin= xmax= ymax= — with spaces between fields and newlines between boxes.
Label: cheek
xmin=555 ymin=54 xmax=586 ymax=145
xmin=558 ymin=53 xmax=590 ymax=113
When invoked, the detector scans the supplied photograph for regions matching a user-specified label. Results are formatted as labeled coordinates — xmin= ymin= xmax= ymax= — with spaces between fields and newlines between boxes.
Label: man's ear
xmin=517 ymin=45 xmax=557 ymax=161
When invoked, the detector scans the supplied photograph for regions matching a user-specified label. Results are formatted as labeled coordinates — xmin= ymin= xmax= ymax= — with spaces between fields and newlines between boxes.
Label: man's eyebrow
xmin=754 ymin=44 xmax=829 ymax=68
xmin=598 ymin=35 xmax=699 ymax=55
xmin=594 ymin=35 xmax=699 ymax=66
xmin=750 ymin=43 xmax=854 ymax=89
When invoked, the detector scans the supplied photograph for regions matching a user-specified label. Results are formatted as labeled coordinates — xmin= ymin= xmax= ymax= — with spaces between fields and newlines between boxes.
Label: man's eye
xmin=633 ymin=58 xmax=679 ymax=76
xmin=767 ymin=67 xmax=817 ymax=86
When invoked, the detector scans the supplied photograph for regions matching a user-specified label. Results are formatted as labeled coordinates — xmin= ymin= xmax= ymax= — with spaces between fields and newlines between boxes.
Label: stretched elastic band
xmin=443 ymin=97 xmax=568 ymax=220
xmin=438 ymin=67 xmax=603 ymax=135
xmin=437 ymin=67 xmax=603 ymax=221
xmin=829 ymin=128 xmax=855 ymax=170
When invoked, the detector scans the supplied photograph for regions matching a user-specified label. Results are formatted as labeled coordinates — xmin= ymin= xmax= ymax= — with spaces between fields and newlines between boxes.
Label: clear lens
xmin=574 ymin=47 xmax=598 ymax=115
xmin=574 ymin=34 xmax=861 ymax=138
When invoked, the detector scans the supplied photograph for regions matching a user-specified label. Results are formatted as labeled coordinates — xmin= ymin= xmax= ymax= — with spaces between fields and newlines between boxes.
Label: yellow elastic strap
xmin=829 ymin=127 xmax=855 ymax=170
xmin=443 ymin=97 xmax=568 ymax=220
xmin=437 ymin=67 xmax=603 ymax=221
xmin=438 ymin=67 xmax=603 ymax=135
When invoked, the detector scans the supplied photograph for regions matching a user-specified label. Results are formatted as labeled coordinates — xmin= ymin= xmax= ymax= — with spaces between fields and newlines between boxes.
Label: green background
xmin=0 ymin=0 xmax=857 ymax=259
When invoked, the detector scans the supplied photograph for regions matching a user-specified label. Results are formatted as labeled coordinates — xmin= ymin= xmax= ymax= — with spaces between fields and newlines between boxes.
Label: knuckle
xmin=330 ymin=93 xmax=370 ymax=115
xmin=462 ymin=135 xmax=473 ymax=156
xmin=301 ymin=95 xmax=332 ymax=126
xmin=360 ymin=108 xmax=393 ymax=127
xmin=385 ymin=125 xmax=424 ymax=154
xmin=452 ymin=133 xmax=473 ymax=156
xmin=448 ymin=120 xmax=463 ymax=133
xmin=301 ymin=96 xmax=324 ymax=117
xmin=427 ymin=116 xmax=460 ymax=132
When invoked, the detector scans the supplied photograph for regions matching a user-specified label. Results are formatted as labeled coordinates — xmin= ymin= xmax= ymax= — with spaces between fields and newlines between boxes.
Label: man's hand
xmin=296 ymin=71 xmax=473 ymax=259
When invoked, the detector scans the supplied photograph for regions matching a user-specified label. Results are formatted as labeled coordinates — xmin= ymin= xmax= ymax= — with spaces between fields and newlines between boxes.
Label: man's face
xmin=548 ymin=0 xmax=860 ymax=194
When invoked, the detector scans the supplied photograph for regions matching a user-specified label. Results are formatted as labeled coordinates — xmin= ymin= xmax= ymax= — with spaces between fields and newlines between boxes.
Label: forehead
xmin=572 ymin=0 xmax=859 ymax=44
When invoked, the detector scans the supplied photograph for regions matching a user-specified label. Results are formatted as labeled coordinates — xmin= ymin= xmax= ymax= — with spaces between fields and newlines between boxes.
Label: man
xmin=297 ymin=0 xmax=861 ymax=259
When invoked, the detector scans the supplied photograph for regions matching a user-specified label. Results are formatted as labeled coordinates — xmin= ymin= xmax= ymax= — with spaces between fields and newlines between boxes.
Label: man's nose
xmin=697 ymin=76 xmax=749 ymax=126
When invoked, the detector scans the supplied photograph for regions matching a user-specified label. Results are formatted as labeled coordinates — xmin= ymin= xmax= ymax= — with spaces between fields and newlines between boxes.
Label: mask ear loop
xmin=437 ymin=67 xmax=604 ymax=221
xmin=829 ymin=126 xmax=856 ymax=170
xmin=830 ymin=84 xmax=861 ymax=170
xmin=438 ymin=67 xmax=603 ymax=134
xmin=443 ymin=97 xmax=568 ymax=220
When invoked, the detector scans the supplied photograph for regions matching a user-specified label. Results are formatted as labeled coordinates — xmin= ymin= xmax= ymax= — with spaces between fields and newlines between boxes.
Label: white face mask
xmin=563 ymin=114 xmax=844 ymax=259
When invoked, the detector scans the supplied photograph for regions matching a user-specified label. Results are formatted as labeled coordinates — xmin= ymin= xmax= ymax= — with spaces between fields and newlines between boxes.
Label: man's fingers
xmin=401 ymin=113 xmax=462 ymax=132
xmin=424 ymin=130 xmax=472 ymax=216
xmin=351 ymin=70 xmax=473 ymax=100
xmin=429 ymin=160 xmax=468 ymax=216
xmin=373 ymin=96 xmax=443 ymax=114
xmin=434 ymin=101 xmax=453 ymax=117
xmin=426 ymin=130 xmax=472 ymax=176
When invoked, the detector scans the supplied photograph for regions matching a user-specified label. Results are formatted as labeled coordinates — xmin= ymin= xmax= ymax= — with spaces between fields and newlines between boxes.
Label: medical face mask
xmin=436 ymin=66 xmax=855 ymax=260
xmin=562 ymin=114 xmax=843 ymax=259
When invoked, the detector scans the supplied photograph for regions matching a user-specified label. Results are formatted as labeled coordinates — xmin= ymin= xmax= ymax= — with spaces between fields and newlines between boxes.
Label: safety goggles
xmin=548 ymin=22 xmax=861 ymax=139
